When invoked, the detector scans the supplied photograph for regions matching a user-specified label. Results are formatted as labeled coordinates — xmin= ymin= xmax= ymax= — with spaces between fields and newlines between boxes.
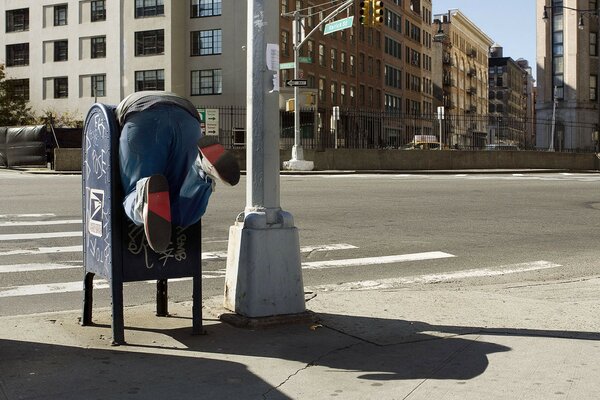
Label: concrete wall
xmin=53 ymin=148 xmax=599 ymax=172
xmin=54 ymin=148 xmax=81 ymax=171
xmin=230 ymin=149 xmax=600 ymax=171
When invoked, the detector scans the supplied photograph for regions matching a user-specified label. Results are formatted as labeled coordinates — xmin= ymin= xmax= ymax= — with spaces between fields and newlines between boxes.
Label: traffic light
xmin=373 ymin=1 xmax=384 ymax=26
xmin=359 ymin=1 xmax=371 ymax=26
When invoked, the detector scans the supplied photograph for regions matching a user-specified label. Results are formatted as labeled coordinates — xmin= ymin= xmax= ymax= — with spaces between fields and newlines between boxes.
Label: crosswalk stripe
xmin=0 ymin=243 xmax=357 ymax=260
xmin=301 ymin=251 xmax=455 ymax=270
xmin=0 ymin=213 xmax=56 ymax=218
xmin=307 ymin=260 xmax=562 ymax=292
xmin=0 ymin=219 xmax=81 ymax=227
xmin=0 ymin=250 xmax=454 ymax=297
xmin=0 ymin=245 xmax=82 ymax=256
xmin=0 ymin=231 xmax=82 ymax=241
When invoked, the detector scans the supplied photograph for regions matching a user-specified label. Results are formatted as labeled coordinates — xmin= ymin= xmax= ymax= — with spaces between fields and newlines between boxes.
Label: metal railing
xmin=195 ymin=105 xmax=599 ymax=153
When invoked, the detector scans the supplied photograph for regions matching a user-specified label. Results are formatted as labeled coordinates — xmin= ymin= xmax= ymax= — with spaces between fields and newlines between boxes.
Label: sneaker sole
xmin=143 ymin=174 xmax=171 ymax=253
xmin=197 ymin=136 xmax=240 ymax=186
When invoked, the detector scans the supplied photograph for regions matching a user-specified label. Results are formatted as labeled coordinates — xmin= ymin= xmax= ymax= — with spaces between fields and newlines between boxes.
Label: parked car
xmin=484 ymin=144 xmax=520 ymax=151
xmin=401 ymin=141 xmax=441 ymax=150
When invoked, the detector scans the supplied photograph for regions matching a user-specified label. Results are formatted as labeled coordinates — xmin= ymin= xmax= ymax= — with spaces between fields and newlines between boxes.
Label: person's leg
xmin=164 ymin=107 xmax=213 ymax=227
xmin=119 ymin=107 xmax=172 ymax=224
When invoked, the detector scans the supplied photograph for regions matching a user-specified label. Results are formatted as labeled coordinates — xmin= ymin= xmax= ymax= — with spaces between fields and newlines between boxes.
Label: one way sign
xmin=285 ymin=79 xmax=308 ymax=87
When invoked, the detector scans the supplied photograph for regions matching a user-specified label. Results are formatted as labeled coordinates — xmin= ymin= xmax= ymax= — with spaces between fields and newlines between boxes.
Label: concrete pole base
xmin=282 ymin=159 xmax=315 ymax=171
xmin=224 ymin=211 xmax=306 ymax=318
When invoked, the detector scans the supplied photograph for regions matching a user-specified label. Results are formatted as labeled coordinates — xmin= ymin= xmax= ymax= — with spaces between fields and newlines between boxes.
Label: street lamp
xmin=542 ymin=3 xmax=600 ymax=152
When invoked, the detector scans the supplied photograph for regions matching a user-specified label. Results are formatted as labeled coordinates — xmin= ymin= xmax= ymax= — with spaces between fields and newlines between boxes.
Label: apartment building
xmin=488 ymin=44 xmax=529 ymax=147
xmin=2 ymin=0 xmax=436 ymax=134
xmin=433 ymin=9 xmax=493 ymax=148
xmin=536 ymin=0 xmax=599 ymax=151
xmin=1 ymin=0 xmax=244 ymax=119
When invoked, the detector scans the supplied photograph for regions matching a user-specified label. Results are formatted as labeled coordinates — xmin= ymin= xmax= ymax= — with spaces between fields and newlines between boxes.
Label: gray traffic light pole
xmin=283 ymin=0 xmax=353 ymax=171
xmin=224 ymin=0 xmax=305 ymax=318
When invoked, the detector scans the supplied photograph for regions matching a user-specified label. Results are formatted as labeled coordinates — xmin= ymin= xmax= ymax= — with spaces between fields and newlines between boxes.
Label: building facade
xmin=433 ymin=9 xmax=493 ymax=148
xmin=2 ymin=0 xmax=437 ymax=146
xmin=488 ymin=44 xmax=529 ymax=148
xmin=536 ymin=0 xmax=599 ymax=151
xmin=1 ymin=0 xmax=245 ymax=119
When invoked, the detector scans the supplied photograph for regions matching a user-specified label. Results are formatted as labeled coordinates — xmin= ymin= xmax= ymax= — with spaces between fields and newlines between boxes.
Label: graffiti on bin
xmin=84 ymin=113 xmax=110 ymax=183
xmin=127 ymin=222 xmax=189 ymax=269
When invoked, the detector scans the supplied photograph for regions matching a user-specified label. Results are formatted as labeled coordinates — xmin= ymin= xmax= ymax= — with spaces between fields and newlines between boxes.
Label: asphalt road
xmin=1 ymin=169 xmax=600 ymax=317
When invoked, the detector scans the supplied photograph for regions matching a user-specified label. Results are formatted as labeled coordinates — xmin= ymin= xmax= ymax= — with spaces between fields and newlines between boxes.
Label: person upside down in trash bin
xmin=116 ymin=91 xmax=240 ymax=253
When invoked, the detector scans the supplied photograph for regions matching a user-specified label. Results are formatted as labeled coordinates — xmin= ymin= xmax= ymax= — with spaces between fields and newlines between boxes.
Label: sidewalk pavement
xmin=2 ymin=275 xmax=600 ymax=399
xmin=3 ymin=166 xmax=594 ymax=176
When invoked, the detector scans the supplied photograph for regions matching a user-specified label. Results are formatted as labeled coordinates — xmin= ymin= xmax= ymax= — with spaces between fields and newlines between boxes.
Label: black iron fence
xmin=196 ymin=105 xmax=599 ymax=153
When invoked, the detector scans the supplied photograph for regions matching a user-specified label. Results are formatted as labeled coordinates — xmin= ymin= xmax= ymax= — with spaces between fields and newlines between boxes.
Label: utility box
xmin=81 ymin=103 xmax=203 ymax=345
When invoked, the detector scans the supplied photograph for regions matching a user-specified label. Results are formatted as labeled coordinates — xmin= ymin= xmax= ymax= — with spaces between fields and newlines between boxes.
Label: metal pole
xmin=224 ymin=0 xmax=305 ymax=318
xmin=550 ymin=86 xmax=557 ymax=151
xmin=293 ymin=12 xmax=302 ymax=161
xmin=597 ymin=5 xmax=600 ymax=154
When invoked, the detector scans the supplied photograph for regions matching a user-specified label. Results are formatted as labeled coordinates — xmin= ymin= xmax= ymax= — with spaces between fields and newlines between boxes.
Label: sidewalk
xmin=2 ymin=275 xmax=600 ymax=399
xmin=3 ymin=166 xmax=594 ymax=176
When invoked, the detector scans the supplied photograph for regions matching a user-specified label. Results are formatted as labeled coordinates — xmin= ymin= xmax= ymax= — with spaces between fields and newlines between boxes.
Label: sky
xmin=432 ymin=0 xmax=537 ymax=79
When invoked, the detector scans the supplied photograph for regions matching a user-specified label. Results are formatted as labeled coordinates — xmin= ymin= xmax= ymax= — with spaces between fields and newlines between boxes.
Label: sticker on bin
xmin=88 ymin=189 xmax=104 ymax=237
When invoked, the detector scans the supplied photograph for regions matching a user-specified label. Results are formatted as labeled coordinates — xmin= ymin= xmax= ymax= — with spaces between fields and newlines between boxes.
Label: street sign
xmin=298 ymin=56 xmax=312 ymax=63
xmin=324 ymin=16 xmax=354 ymax=35
xmin=198 ymin=108 xmax=219 ymax=135
xmin=286 ymin=79 xmax=308 ymax=87
xmin=280 ymin=62 xmax=295 ymax=70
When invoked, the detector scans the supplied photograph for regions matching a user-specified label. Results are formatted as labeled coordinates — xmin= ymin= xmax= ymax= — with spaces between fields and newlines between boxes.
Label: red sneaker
xmin=197 ymin=135 xmax=240 ymax=186
xmin=142 ymin=174 xmax=171 ymax=253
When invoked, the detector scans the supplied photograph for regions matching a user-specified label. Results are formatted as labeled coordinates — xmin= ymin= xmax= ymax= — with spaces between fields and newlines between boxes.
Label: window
xmin=331 ymin=48 xmax=337 ymax=71
xmin=552 ymin=6 xmax=564 ymax=100
xmin=385 ymin=65 xmax=401 ymax=89
xmin=135 ymin=30 xmax=164 ymax=56
xmin=591 ymin=75 xmax=597 ymax=101
xmin=319 ymin=44 xmax=326 ymax=67
xmin=54 ymin=77 xmax=68 ymax=98
xmin=331 ymin=81 xmax=337 ymax=103
xmin=318 ymin=78 xmax=326 ymax=102
xmin=91 ymin=74 xmax=106 ymax=97
xmin=91 ymin=1 xmax=106 ymax=22
xmin=54 ymin=5 xmax=67 ymax=26
xmin=54 ymin=40 xmax=68 ymax=62
xmin=350 ymin=55 xmax=356 ymax=76
xmin=6 ymin=8 xmax=29 ymax=32
xmin=191 ymin=69 xmax=222 ymax=95
xmin=135 ymin=69 xmax=165 ymax=91
xmin=340 ymin=51 xmax=347 ymax=74
xmin=341 ymin=84 xmax=346 ymax=105
xmin=281 ymin=31 xmax=290 ymax=57
xmin=191 ymin=0 xmax=222 ymax=17
xmin=6 ymin=79 xmax=29 ymax=100
xmin=591 ymin=32 xmax=597 ymax=56
xmin=135 ymin=0 xmax=164 ymax=18
xmin=191 ymin=29 xmax=222 ymax=56
xmin=91 ymin=36 xmax=106 ymax=58
xmin=6 ymin=43 xmax=29 ymax=67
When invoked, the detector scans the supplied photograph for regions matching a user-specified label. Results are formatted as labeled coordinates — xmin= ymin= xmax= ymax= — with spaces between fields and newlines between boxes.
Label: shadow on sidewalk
xmin=0 ymin=338 xmax=289 ymax=400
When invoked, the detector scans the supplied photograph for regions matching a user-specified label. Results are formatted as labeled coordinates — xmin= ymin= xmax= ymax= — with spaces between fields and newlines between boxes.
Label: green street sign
xmin=298 ymin=56 xmax=312 ymax=63
xmin=279 ymin=62 xmax=295 ymax=69
xmin=324 ymin=16 xmax=354 ymax=35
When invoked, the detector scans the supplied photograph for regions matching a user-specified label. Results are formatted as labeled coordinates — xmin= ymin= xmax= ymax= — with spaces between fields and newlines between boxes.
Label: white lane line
xmin=0 ymin=243 xmax=357 ymax=259
xmin=302 ymin=251 xmax=455 ymax=270
xmin=308 ymin=260 xmax=562 ymax=292
xmin=0 ymin=260 xmax=562 ymax=299
xmin=0 ymin=213 xmax=56 ymax=219
xmin=0 ymin=232 xmax=82 ymax=241
xmin=0 ymin=263 xmax=80 ymax=273
xmin=0 ymin=219 xmax=81 ymax=227
xmin=0 ymin=245 xmax=83 ymax=256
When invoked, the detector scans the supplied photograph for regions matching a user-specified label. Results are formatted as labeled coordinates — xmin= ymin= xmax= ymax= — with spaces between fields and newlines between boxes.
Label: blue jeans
xmin=119 ymin=104 xmax=212 ymax=227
